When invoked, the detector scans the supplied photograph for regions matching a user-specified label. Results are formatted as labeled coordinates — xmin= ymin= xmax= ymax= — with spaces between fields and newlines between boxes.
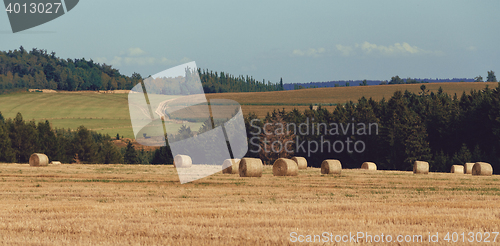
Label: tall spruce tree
xmin=124 ymin=141 xmax=139 ymax=164
xmin=71 ymin=126 xmax=96 ymax=163
xmin=0 ymin=121 xmax=15 ymax=162
xmin=487 ymin=70 xmax=497 ymax=82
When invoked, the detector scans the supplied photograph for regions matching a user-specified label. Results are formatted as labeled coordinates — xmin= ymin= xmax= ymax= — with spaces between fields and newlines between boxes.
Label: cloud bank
xmin=293 ymin=42 xmax=442 ymax=58
xmin=95 ymin=48 xmax=190 ymax=67
xmin=291 ymin=48 xmax=326 ymax=57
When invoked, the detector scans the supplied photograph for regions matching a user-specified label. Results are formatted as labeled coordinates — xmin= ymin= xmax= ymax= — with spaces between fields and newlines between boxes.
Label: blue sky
xmin=1 ymin=0 xmax=499 ymax=83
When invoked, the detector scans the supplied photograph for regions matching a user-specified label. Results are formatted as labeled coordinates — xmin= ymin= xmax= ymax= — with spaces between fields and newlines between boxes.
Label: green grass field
xmin=0 ymin=82 xmax=497 ymax=138
xmin=0 ymin=92 xmax=201 ymax=139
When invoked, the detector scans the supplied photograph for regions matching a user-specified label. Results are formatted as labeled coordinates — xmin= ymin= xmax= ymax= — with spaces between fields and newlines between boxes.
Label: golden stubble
xmin=0 ymin=164 xmax=498 ymax=245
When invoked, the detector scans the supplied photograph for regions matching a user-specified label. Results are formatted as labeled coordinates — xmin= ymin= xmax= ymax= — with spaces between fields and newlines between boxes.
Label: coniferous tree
xmin=97 ymin=138 xmax=123 ymax=164
xmin=0 ymin=121 xmax=15 ymax=162
xmin=151 ymin=142 xmax=174 ymax=165
xmin=123 ymin=141 xmax=139 ymax=164
xmin=71 ymin=126 xmax=96 ymax=163
xmin=452 ymin=143 xmax=472 ymax=164
xmin=38 ymin=120 xmax=59 ymax=160
xmin=487 ymin=70 xmax=497 ymax=82
xmin=7 ymin=113 xmax=39 ymax=162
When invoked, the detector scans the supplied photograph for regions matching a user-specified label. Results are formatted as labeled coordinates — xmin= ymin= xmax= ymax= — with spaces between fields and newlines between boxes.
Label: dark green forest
xmin=0 ymin=112 xmax=169 ymax=165
xmin=244 ymin=84 xmax=500 ymax=174
xmin=0 ymin=112 xmax=123 ymax=164
xmin=0 ymin=47 xmax=283 ymax=94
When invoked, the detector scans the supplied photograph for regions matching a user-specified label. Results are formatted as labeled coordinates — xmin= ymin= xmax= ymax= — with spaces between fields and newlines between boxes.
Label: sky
xmin=1 ymin=0 xmax=499 ymax=83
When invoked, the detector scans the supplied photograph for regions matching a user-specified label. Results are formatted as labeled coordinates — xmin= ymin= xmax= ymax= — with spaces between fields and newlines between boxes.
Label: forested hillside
xmin=0 ymin=47 xmax=283 ymax=94
xmin=0 ymin=47 xmax=141 ymax=92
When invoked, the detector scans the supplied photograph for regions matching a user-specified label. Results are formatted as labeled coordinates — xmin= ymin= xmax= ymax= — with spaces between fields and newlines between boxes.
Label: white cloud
xmin=127 ymin=47 xmax=146 ymax=56
xmin=332 ymin=42 xmax=442 ymax=57
xmin=124 ymin=56 xmax=156 ymax=66
xmin=94 ymin=49 xmax=190 ymax=67
xmin=291 ymin=42 xmax=440 ymax=58
xmin=336 ymin=44 xmax=354 ymax=56
xmin=360 ymin=41 xmax=423 ymax=55
xmin=94 ymin=56 xmax=123 ymax=66
xmin=291 ymin=48 xmax=326 ymax=57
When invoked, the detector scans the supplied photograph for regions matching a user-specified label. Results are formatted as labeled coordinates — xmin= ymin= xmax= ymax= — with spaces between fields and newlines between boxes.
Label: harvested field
xmin=0 ymin=163 xmax=498 ymax=245
xmin=207 ymin=82 xmax=499 ymax=117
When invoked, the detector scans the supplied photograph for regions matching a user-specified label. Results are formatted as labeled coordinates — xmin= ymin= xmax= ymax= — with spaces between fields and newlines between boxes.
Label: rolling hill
xmin=0 ymin=82 xmax=496 ymax=138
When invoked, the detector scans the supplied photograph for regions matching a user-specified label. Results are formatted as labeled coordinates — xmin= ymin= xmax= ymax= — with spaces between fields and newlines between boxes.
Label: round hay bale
xmin=450 ymin=165 xmax=464 ymax=174
xmin=273 ymin=158 xmax=298 ymax=176
xmin=413 ymin=161 xmax=429 ymax=174
xmin=50 ymin=161 xmax=62 ymax=165
xmin=239 ymin=158 xmax=263 ymax=177
xmin=464 ymin=163 xmax=475 ymax=174
xmin=174 ymin=155 xmax=192 ymax=168
xmin=321 ymin=159 xmax=342 ymax=175
xmin=361 ymin=162 xmax=377 ymax=170
xmin=472 ymin=162 xmax=493 ymax=176
xmin=291 ymin=157 xmax=307 ymax=170
xmin=29 ymin=153 xmax=49 ymax=167
xmin=222 ymin=159 xmax=240 ymax=174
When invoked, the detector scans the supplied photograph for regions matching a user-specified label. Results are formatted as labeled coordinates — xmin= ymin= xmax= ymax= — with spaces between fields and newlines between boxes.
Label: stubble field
xmin=0 ymin=163 xmax=499 ymax=245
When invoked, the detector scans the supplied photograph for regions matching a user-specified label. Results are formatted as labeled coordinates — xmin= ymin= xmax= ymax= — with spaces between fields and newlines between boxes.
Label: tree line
xmin=0 ymin=112 xmax=169 ymax=165
xmin=199 ymin=69 xmax=284 ymax=93
xmin=0 ymin=47 xmax=284 ymax=94
xmin=243 ymin=83 xmax=500 ymax=174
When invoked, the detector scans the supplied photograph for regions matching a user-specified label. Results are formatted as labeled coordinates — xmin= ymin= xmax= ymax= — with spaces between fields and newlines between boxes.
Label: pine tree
xmin=0 ymin=122 xmax=15 ymax=162
xmin=7 ymin=113 xmax=39 ymax=163
xmin=382 ymin=91 xmax=431 ymax=170
xmin=487 ymin=70 xmax=497 ymax=82
xmin=151 ymin=144 xmax=174 ymax=165
xmin=71 ymin=126 xmax=96 ymax=163
xmin=452 ymin=143 xmax=472 ymax=164
xmin=124 ymin=141 xmax=139 ymax=164
xmin=38 ymin=120 xmax=58 ymax=160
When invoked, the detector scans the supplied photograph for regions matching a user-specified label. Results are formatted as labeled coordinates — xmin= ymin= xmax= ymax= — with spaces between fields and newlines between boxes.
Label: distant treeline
xmin=0 ymin=47 xmax=283 ymax=94
xmin=199 ymin=69 xmax=284 ymax=93
xmin=0 ymin=112 xmax=173 ymax=165
xmin=244 ymin=84 xmax=500 ymax=174
xmin=284 ymin=77 xmax=477 ymax=90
